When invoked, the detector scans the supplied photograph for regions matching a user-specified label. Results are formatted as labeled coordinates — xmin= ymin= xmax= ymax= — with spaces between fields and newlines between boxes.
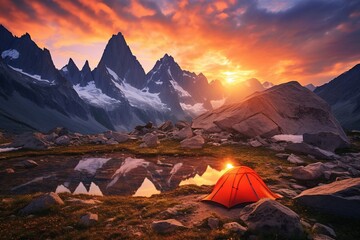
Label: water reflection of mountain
xmin=4 ymin=154 xmax=225 ymax=196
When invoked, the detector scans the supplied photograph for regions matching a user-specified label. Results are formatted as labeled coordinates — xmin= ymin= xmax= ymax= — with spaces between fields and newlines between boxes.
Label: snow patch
xmin=180 ymin=102 xmax=207 ymax=116
xmin=9 ymin=66 xmax=53 ymax=84
xmin=1 ymin=49 xmax=20 ymax=60
xmin=74 ymin=81 xmax=121 ymax=108
xmin=272 ymin=134 xmax=303 ymax=143
xmin=107 ymin=157 xmax=149 ymax=188
xmin=0 ymin=147 xmax=21 ymax=153
xmin=74 ymin=157 xmax=111 ymax=175
xmin=210 ymin=98 xmax=226 ymax=109
xmin=61 ymin=66 xmax=68 ymax=72
xmin=168 ymin=68 xmax=191 ymax=97
xmin=106 ymin=67 xmax=169 ymax=110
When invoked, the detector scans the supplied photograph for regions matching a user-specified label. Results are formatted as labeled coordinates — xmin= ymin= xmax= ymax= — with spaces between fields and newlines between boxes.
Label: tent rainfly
xmin=202 ymin=166 xmax=281 ymax=208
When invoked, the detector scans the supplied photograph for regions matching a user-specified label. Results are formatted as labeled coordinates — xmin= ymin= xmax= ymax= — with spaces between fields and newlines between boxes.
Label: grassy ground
xmin=0 ymin=139 xmax=359 ymax=239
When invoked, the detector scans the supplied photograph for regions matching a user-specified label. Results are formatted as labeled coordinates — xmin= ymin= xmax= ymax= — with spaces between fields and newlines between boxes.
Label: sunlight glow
xmin=226 ymin=163 xmax=234 ymax=169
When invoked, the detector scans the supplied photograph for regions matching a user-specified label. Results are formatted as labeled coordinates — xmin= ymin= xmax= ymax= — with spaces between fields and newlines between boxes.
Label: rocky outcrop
xmin=303 ymin=132 xmax=349 ymax=152
xmin=79 ymin=213 xmax=99 ymax=227
xmin=20 ymin=192 xmax=64 ymax=215
xmin=180 ymin=135 xmax=205 ymax=149
xmin=193 ymin=82 xmax=347 ymax=141
xmin=291 ymin=162 xmax=325 ymax=181
xmin=151 ymin=219 xmax=186 ymax=233
xmin=294 ymin=178 xmax=360 ymax=218
xmin=239 ymin=198 xmax=304 ymax=238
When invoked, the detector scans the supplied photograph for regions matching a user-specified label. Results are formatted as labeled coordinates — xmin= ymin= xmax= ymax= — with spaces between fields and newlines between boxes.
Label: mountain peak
xmin=67 ymin=58 xmax=79 ymax=71
xmin=21 ymin=32 xmax=31 ymax=40
xmin=160 ymin=53 xmax=175 ymax=63
xmin=81 ymin=60 xmax=91 ymax=72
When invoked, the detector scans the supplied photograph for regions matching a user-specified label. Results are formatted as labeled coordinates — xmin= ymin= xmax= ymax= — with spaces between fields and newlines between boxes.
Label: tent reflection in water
xmin=202 ymin=166 xmax=281 ymax=208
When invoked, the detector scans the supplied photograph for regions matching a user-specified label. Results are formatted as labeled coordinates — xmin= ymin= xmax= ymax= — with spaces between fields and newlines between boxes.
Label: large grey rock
xmin=285 ymin=142 xmax=338 ymax=160
xmin=14 ymin=159 xmax=39 ymax=169
xmin=79 ymin=213 xmax=98 ymax=227
xmin=20 ymin=192 xmax=64 ymax=215
xmin=312 ymin=223 xmax=336 ymax=238
xmin=10 ymin=132 xmax=49 ymax=150
xmin=287 ymin=154 xmax=305 ymax=164
xmin=291 ymin=162 xmax=325 ymax=180
xmin=180 ymin=135 xmax=205 ymax=149
xmin=158 ymin=120 xmax=174 ymax=132
xmin=152 ymin=219 xmax=186 ymax=233
xmin=223 ymin=222 xmax=247 ymax=234
xmin=193 ymin=82 xmax=347 ymax=140
xmin=239 ymin=198 xmax=304 ymax=238
xmin=294 ymin=178 xmax=360 ymax=219
xmin=55 ymin=135 xmax=70 ymax=146
xmin=142 ymin=133 xmax=159 ymax=147
xmin=174 ymin=126 xmax=193 ymax=140
xmin=104 ymin=131 xmax=129 ymax=143
xmin=303 ymin=132 xmax=349 ymax=152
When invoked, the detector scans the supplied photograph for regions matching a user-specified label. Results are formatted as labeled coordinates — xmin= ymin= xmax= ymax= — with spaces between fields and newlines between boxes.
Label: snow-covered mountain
xmin=0 ymin=25 xmax=113 ymax=133
xmin=144 ymin=54 xmax=224 ymax=118
xmin=315 ymin=64 xmax=360 ymax=130
xmin=304 ymin=83 xmax=316 ymax=91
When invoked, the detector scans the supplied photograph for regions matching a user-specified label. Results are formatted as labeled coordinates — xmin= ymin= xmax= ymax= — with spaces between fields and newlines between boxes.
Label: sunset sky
xmin=0 ymin=0 xmax=359 ymax=86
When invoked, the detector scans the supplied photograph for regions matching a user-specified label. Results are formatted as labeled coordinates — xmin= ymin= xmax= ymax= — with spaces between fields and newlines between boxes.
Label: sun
xmin=226 ymin=77 xmax=235 ymax=84
xmin=226 ymin=163 xmax=234 ymax=169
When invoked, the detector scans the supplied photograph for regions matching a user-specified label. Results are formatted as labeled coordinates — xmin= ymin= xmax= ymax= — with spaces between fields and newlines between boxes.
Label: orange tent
xmin=202 ymin=166 xmax=281 ymax=208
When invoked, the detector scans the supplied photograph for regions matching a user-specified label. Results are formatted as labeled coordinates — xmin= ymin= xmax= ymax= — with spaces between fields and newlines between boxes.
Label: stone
xmin=106 ymin=139 xmax=118 ymax=145
xmin=142 ymin=133 xmax=159 ymax=148
xmin=291 ymin=162 xmax=325 ymax=180
xmin=79 ymin=213 xmax=98 ymax=227
xmin=44 ymin=132 xmax=58 ymax=142
xmin=285 ymin=143 xmax=338 ymax=160
xmin=249 ymin=139 xmax=262 ymax=147
xmin=151 ymin=219 xmax=186 ymax=233
xmin=313 ymin=234 xmax=335 ymax=240
xmin=175 ymin=121 xmax=190 ymax=130
xmin=20 ymin=192 xmax=64 ymax=215
xmin=89 ymin=134 xmax=107 ymax=144
xmin=10 ymin=132 xmax=49 ymax=150
xmin=303 ymin=132 xmax=349 ymax=152
xmin=180 ymin=135 xmax=205 ymax=149
xmin=48 ymin=127 xmax=69 ymax=136
xmin=158 ymin=121 xmax=174 ymax=132
xmin=239 ymin=198 xmax=304 ymax=238
xmin=174 ymin=126 xmax=193 ymax=140
xmin=312 ymin=223 xmax=336 ymax=238
xmin=55 ymin=135 xmax=71 ymax=146
xmin=14 ymin=160 xmax=38 ymax=169
xmin=207 ymin=217 xmax=219 ymax=230
xmin=287 ymin=154 xmax=305 ymax=164
xmin=275 ymin=188 xmax=298 ymax=198
xmin=105 ymin=131 xmax=129 ymax=143
xmin=5 ymin=168 xmax=15 ymax=173
xmin=192 ymin=82 xmax=347 ymax=140
xmin=276 ymin=153 xmax=290 ymax=159
xmin=294 ymin=178 xmax=360 ymax=219
xmin=223 ymin=222 xmax=247 ymax=234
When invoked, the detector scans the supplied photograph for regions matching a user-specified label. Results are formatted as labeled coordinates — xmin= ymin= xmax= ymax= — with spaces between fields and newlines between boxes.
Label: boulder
xmin=10 ymin=132 xmax=49 ymax=150
xmin=294 ymin=178 xmax=360 ymax=219
xmin=192 ymin=82 xmax=347 ymax=140
xmin=276 ymin=153 xmax=290 ymax=159
xmin=48 ymin=127 xmax=69 ymax=136
xmin=104 ymin=131 xmax=129 ymax=143
xmin=223 ymin=222 xmax=247 ymax=234
xmin=239 ymin=198 xmax=304 ymax=238
xmin=142 ymin=133 xmax=159 ymax=147
xmin=151 ymin=219 xmax=186 ymax=233
xmin=174 ymin=126 xmax=193 ymax=140
xmin=285 ymin=142 xmax=338 ymax=160
xmin=287 ymin=154 xmax=305 ymax=164
xmin=180 ymin=135 xmax=205 ymax=149
xmin=312 ymin=223 xmax=336 ymax=239
xmin=20 ymin=192 xmax=64 ymax=215
xmin=291 ymin=162 xmax=325 ymax=180
xmin=89 ymin=134 xmax=107 ymax=144
xmin=158 ymin=121 xmax=174 ymax=132
xmin=14 ymin=160 xmax=38 ymax=169
xmin=55 ymin=135 xmax=71 ymax=146
xmin=175 ymin=121 xmax=190 ymax=130
xmin=303 ymin=132 xmax=349 ymax=152
xmin=79 ymin=213 xmax=98 ymax=227
xmin=207 ymin=217 xmax=219 ymax=230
